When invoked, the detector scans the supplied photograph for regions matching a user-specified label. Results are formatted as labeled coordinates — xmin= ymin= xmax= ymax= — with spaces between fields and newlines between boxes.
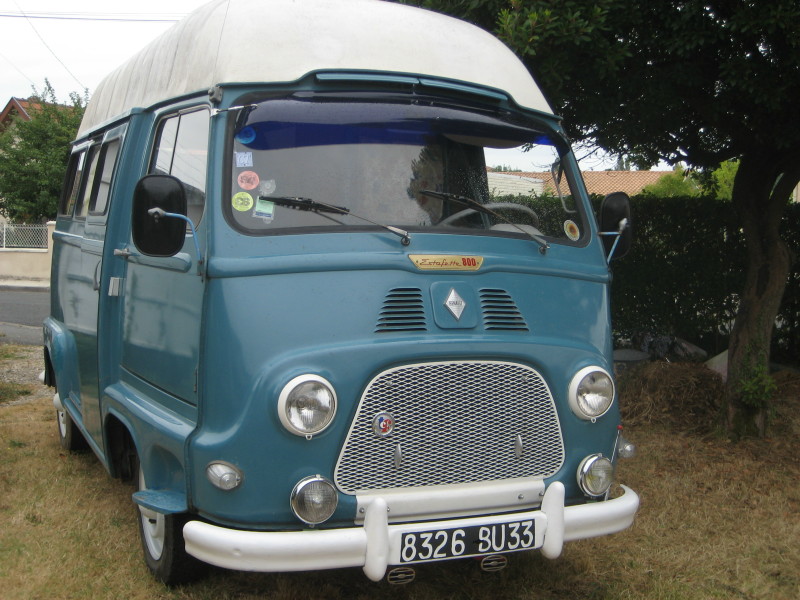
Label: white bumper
xmin=183 ymin=483 xmax=639 ymax=581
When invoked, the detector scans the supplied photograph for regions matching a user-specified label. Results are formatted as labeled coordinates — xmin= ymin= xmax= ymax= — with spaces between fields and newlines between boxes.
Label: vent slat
xmin=376 ymin=288 xmax=427 ymax=333
xmin=479 ymin=289 xmax=529 ymax=331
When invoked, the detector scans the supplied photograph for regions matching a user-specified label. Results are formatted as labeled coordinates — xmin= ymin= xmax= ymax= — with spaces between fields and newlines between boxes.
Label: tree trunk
xmin=725 ymin=151 xmax=800 ymax=438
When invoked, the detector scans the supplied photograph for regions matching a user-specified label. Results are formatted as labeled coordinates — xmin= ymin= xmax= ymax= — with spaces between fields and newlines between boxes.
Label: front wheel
xmin=136 ymin=461 xmax=206 ymax=585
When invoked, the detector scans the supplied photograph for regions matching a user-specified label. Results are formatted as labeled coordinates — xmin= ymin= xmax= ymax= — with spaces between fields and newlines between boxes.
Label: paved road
xmin=0 ymin=288 xmax=49 ymax=345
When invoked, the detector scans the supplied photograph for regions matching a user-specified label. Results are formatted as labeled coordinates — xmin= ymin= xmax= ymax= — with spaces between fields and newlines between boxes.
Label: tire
xmin=55 ymin=392 xmax=88 ymax=452
xmin=135 ymin=459 xmax=207 ymax=585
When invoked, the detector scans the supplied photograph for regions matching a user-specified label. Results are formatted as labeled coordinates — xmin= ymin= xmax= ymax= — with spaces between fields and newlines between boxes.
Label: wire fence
xmin=0 ymin=223 xmax=49 ymax=249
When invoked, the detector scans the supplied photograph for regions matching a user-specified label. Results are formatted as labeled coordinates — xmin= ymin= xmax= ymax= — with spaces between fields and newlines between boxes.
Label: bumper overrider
xmin=183 ymin=482 xmax=639 ymax=581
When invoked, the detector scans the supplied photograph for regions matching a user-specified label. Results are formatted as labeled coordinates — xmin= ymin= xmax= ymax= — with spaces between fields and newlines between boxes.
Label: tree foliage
xmin=641 ymin=167 xmax=701 ymax=197
xmin=0 ymin=82 xmax=85 ymax=223
xmin=403 ymin=0 xmax=800 ymax=437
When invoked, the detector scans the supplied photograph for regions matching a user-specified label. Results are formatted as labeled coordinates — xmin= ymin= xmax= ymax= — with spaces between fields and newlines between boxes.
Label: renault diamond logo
xmin=444 ymin=288 xmax=466 ymax=320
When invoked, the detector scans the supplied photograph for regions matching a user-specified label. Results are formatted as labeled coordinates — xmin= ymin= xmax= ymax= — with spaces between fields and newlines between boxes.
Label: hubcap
xmin=138 ymin=468 xmax=165 ymax=559
xmin=57 ymin=410 xmax=67 ymax=438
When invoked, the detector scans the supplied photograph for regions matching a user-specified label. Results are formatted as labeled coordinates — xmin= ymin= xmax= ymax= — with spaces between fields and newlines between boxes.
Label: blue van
xmin=44 ymin=0 xmax=638 ymax=585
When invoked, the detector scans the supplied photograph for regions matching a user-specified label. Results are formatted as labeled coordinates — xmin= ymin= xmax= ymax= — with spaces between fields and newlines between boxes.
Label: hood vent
xmin=480 ymin=289 xmax=529 ymax=331
xmin=375 ymin=288 xmax=427 ymax=333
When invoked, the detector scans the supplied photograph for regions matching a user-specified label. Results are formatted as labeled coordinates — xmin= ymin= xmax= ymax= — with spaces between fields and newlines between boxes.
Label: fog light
xmin=577 ymin=454 xmax=614 ymax=497
xmin=206 ymin=461 xmax=243 ymax=491
xmin=291 ymin=475 xmax=338 ymax=525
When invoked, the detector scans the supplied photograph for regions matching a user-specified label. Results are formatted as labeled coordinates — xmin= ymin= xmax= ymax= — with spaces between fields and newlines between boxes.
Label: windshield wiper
xmin=262 ymin=196 xmax=411 ymax=246
xmin=419 ymin=190 xmax=549 ymax=254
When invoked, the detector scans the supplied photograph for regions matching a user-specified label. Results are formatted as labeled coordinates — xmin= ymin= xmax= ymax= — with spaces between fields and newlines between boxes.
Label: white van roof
xmin=79 ymin=0 xmax=552 ymax=135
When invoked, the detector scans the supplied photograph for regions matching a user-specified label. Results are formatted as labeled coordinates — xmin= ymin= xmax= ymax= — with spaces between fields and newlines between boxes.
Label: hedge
xmin=602 ymin=194 xmax=800 ymax=364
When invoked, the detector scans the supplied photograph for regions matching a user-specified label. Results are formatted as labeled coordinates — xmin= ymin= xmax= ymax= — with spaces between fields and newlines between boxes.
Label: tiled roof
xmin=0 ymin=97 xmax=34 ymax=126
xmin=488 ymin=169 xmax=671 ymax=196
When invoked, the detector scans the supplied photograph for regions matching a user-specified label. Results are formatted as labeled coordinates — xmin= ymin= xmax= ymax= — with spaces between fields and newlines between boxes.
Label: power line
xmin=0 ymin=49 xmax=35 ymax=87
xmin=0 ymin=11 xmax=184 ymax=23
xmin=11 ymin=1 xmax=86 ymax=90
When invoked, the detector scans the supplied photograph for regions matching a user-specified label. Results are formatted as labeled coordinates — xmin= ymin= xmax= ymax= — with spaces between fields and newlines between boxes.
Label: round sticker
xmin=237 ymin=171 xmax=260 ymax=191
xmin=235 ymin=126 xmax=256 ymax=145
xmin=232 ymin=192 xmax=254 ymax=212
xmin=564 ymin=220 xmax=580 ymax=241
xmin=259 ymin=179 xmax=277 ymax=196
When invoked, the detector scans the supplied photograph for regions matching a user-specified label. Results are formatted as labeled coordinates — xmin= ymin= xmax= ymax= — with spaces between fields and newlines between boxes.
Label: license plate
xmin=400 ymin=520 xmax=535 ymax=563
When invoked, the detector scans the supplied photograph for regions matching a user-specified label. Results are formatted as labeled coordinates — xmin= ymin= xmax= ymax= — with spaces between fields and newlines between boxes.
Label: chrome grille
xmin=335 ymin=361 xmax=564 ymax=494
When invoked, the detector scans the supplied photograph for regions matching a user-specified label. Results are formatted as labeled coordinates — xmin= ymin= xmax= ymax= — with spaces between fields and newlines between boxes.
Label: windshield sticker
xmin=236 ymin=126 xmax=256 ymax=145
xmin=232 ymin=192 xmax=254 ymax=212
xmin=235 ymin=151 xmax=253 ymax=168
xmin=254 ymin=197 xmax=275 ymax=222
xmin=564 ymin=220 xmax=580 ymax=241
xmin=409 ymin=255 xmax=483 ymax=271
xmin=237 ymin=171 xmax=260 ymax=191
xmin=259 ymin=179 xmax=277 ymax=196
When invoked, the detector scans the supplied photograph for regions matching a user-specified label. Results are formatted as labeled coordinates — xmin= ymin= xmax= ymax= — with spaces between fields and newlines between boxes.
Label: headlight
xmin=568 ymin=366 xmax=614 ymax=420
xmin=577 ymin=454 xmax=614 ymax=497
xmin=278 ymin=375 xmax=337 ymax=437
xmin=290 ymin=475 xmax=338 ymax=525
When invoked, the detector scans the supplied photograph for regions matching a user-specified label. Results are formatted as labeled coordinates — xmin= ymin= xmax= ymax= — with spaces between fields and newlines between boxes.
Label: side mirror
xmin=132 ymin=175 xmax=187 ymax=257
xmin=599 ymin=191 xmax=632 ymax=260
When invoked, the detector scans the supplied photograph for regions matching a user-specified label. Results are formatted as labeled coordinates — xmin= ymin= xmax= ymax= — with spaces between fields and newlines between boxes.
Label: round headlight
xmin=577 ymin=454 xmax=614 ymax=497
xmin=278 ymin=375 xmax=337 ymax=437
xmin=568 ymin=366 xmax=614 ymax=420
xmin=290 ymin=475 xmax=338 ymax=525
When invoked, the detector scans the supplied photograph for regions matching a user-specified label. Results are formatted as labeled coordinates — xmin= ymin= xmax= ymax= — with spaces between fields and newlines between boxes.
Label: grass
xmin=0 ymin=381 xmax=31 ymax=404
xmin=1 ymin=344 xmax=798 ymax=599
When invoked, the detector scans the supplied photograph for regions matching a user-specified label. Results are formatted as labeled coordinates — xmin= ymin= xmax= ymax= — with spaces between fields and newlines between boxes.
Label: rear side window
xmin=89 ymin=139 xmax=121 ymax=215
xmin=60 ymin=150 xmax=86 ymax=216
xmin=76 ymin=145 xmax=101 ymax=219
xmin=150 ymin=109 xmax=210 ymax=223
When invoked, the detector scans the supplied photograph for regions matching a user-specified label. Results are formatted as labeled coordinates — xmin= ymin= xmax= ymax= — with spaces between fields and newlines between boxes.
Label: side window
xmin=76 ymin=145 xmax=101 ymax=219
xmin=60 ymin=150 xmax=86 ymax=217
xmin=150 ymin=109 xmax=210 ymax=223
xmin=89 ymin=139 xmax=121 ymax=215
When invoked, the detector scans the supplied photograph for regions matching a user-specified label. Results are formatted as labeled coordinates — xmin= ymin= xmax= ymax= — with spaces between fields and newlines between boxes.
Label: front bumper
xmin=183 ymin=483 xmax=639 ymax=581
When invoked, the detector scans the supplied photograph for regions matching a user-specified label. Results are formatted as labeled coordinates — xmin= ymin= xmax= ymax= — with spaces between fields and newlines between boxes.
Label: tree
xmin=641 ymin=166 xmax=701 ymax=197
xmin=709 ymin=160 xmax=739 ymax=201
xmin=403 ymin=0 xmax=800 ymax=438
xmin=0 ymin=81 xmax=85 ymax=223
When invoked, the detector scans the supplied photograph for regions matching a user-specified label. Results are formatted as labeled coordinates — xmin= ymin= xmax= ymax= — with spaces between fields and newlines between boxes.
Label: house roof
xmin=488 ymin=169 xmax=671 ymax=197
xmin=0 ymin=97 xmax=34 ymax=128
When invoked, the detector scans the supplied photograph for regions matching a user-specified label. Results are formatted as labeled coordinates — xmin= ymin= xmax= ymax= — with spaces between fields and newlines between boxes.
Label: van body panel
xmin=120 ymin=244 xmax=205 ymax=403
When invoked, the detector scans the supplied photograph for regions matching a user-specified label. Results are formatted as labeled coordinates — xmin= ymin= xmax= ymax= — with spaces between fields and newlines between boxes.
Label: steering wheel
xmin=439 ymin=202 xmax=540 ymax=227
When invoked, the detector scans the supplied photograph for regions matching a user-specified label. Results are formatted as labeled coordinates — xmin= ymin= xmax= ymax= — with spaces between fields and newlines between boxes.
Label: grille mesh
xmin=335 ymin=361 xmax=564 ymax=494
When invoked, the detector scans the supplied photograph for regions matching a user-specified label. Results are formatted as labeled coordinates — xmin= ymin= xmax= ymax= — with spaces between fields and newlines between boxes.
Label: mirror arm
xmin=147 ymin=208 xmax=203 ymax=272
xmin=598 ymin=217 xmax=629 ymax=261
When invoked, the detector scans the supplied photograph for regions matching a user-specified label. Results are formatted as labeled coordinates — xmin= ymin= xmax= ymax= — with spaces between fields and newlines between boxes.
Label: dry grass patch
xmin=1 ymin=345 xmax=798 ymax=599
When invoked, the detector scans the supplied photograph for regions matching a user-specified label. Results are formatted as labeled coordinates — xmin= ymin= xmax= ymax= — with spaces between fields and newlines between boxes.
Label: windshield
xmin=227 ymin=93 xmax=587 ymax=244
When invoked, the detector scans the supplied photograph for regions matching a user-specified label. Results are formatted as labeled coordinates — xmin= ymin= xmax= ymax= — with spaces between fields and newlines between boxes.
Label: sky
xmin=0 ymin=0 xmax=212 ymax=103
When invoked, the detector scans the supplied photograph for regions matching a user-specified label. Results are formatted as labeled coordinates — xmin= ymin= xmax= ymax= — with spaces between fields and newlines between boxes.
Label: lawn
xmin=1 ymin=344 xmax=797 ymax=599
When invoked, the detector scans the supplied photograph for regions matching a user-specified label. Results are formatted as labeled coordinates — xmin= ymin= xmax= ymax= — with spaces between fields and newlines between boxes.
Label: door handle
xmin=92 ymin=260 xmax=102 ymax=291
